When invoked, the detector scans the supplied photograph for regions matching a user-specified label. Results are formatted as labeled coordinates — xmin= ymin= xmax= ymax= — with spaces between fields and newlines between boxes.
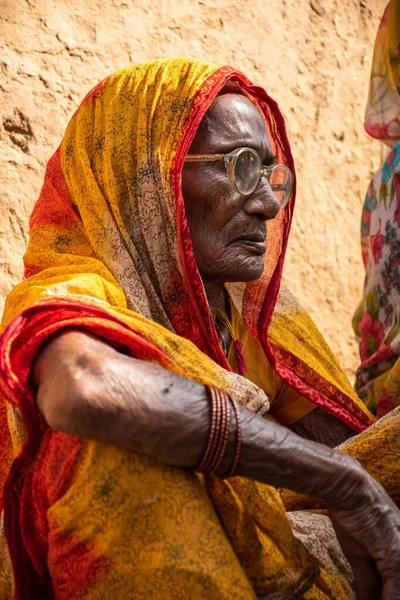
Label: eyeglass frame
xmin=185 ymin=146 xmax=293 ymax=208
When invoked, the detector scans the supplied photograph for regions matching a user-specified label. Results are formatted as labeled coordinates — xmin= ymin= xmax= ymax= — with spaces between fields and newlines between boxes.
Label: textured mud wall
xmin=0 ymin=0 xmax=386 ymax=377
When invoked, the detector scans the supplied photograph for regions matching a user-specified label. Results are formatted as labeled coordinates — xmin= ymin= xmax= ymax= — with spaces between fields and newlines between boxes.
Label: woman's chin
xmin=225 ymin=257 xmax=265 ymax=283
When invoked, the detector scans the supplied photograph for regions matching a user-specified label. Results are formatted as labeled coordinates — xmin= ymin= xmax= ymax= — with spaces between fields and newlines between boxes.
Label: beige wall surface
xmin=0 ymin=0 xmax=386 ymax=377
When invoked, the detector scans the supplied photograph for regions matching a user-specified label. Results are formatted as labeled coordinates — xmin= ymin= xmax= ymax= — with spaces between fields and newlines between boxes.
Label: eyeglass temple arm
xmin=185 ymin=154 xmax=225 ymax=162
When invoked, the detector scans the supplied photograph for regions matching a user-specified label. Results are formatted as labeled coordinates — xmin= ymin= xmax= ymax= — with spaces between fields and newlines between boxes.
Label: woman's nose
xmin=244 ymin=179 xmax=280 ymax=220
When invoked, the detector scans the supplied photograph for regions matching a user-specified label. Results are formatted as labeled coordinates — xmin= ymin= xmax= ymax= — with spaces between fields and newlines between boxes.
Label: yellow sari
xmin=0 ymin=58 xmax=397 ymax=600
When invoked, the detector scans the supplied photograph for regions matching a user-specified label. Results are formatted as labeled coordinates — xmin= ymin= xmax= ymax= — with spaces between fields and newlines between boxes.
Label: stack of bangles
xmin=196 ymin=386 xmax=242 ymax=477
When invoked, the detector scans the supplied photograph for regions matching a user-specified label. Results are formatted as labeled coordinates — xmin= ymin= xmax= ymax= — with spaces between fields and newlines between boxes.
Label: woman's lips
xmin=238 ymin=239 xmax=266 ymax=253
xmin=232 ymin=234 xmax=267 ymax=254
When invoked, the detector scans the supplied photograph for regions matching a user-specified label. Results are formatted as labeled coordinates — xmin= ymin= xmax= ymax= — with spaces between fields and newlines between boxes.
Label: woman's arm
xmin=34 ymin=329 xmax=400 ymax=600
xmin=33 ymin=329 xmax=355 ymax=495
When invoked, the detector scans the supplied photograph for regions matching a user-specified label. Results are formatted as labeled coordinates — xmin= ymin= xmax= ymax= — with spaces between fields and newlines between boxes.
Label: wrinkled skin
xmin=182 ymin=92 xmax=279 ymax=315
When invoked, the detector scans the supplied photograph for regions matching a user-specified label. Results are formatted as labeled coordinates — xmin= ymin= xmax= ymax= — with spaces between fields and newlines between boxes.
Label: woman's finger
xmin=348 ymin=555 xmax=382 ymax=600
xmin=382 ymin=577 xmax=400 ymax=600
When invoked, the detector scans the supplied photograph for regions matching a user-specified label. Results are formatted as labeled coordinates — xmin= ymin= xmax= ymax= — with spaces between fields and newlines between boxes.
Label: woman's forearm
xmin=230 ymin=408 xmax=364 ymax=509
xmin=35 ymin=330 xmax=365 ymax=508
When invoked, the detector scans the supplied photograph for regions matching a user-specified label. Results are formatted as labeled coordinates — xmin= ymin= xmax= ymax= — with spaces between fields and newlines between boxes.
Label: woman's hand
xmin=328 ymin=471 xmax=400 ymax=600
xmin=229 ymin=409 xmax=400 ymax=600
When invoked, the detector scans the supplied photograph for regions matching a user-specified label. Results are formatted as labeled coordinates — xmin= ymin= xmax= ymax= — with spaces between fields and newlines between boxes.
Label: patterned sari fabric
xmin=353 ymin=0 xmax=400 ymax=415
xmin=0 ymin=58 xmax=385 ymax=599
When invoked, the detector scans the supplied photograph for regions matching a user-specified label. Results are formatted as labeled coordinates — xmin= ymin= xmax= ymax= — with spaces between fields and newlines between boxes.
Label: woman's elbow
xmin=36 ymin=370 xmax=89 ymax=435
xmin=33 ymin=330 xmax=116 ymax=436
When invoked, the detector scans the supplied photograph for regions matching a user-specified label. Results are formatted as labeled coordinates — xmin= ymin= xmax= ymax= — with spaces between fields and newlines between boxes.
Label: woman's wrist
xmin=321 ymin=455 xmax=378 ymax=511
xmin=229 ymin=407 xmax=371 ymax=508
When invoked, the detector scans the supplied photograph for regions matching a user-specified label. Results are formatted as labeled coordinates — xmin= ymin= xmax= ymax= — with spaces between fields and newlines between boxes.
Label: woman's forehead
xmin=196 ymin=93 xmax=272 ymax=154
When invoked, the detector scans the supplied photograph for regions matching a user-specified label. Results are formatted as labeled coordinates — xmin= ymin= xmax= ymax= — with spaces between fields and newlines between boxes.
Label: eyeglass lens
xmin=269 ymin=168 xmax=292 ymax=208
xmin=233 ymin=150 xmax=260 ymax=195
xmin=233 ymin=149 xmax=291 ymax=207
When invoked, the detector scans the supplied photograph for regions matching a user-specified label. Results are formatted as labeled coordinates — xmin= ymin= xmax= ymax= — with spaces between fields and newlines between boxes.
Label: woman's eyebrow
xmin=264 ymin=152 xmax=276 ymax=165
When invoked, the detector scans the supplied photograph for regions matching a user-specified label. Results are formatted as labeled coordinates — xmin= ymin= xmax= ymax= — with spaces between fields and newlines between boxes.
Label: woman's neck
xmin=203 ymin=280 xmax=230 ymax=321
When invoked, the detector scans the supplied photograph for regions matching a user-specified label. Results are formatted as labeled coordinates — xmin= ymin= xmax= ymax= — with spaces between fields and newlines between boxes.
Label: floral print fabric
xmin=353 ymin=0 xmax=400 ymax=415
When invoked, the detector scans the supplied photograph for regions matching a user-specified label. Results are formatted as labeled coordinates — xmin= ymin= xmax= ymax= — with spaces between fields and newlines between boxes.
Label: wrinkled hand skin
xmin=328 ymin=474 xmax=400 ymax=600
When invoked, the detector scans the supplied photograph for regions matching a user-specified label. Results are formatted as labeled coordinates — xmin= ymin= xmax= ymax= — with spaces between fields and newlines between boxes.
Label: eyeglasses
xmin=185 ymin=147 xmax=293 ymax=209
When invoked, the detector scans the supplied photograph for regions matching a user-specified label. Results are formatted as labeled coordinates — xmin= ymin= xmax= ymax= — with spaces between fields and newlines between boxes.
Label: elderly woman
xmin=0 ymin=58 xmax=399 ymax=600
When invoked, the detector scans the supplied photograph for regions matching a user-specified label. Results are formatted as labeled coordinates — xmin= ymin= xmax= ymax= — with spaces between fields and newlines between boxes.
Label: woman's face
xmin=182 ymin=92 xmax=280 ymax=285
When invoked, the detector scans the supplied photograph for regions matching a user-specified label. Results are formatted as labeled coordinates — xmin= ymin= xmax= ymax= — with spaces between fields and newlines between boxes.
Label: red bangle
xmin=197 ymin=387 xmax=218 ymax=473
xmin=197 ymin=386 xmax=227 ymax=474
xmin=196 ymin=386 xmax=241 ymax=478
xmin=208 ymin=388 xmax=230 ymax=474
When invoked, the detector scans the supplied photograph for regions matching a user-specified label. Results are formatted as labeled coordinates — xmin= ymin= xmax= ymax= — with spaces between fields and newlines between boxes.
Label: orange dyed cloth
xmin=0 ymin=58 xmax=381 ymax=599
